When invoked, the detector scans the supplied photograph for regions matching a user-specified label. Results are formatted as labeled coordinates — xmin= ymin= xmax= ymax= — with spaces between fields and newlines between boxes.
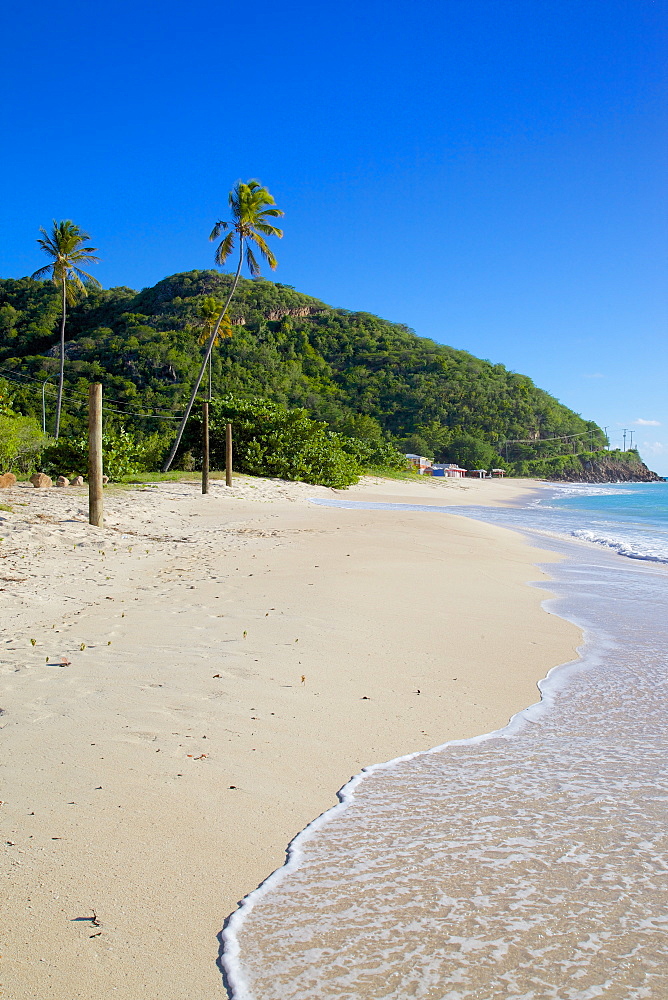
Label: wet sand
xmin=0 ymin=474 xmax=580 ymax=999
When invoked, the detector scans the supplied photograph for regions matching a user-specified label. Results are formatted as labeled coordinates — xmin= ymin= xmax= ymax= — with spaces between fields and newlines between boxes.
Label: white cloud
xmin=634 ymin=418 xmax=661 ymax=426
xmin=641 ymin=441 xmax=665 ymax=455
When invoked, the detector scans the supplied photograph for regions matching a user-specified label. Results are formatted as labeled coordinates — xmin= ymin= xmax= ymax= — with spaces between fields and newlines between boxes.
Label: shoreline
xmin=1 ymin=475 xmax=581 ymax=1000
xmin=220 ymin=487 xmax=668 ymax=999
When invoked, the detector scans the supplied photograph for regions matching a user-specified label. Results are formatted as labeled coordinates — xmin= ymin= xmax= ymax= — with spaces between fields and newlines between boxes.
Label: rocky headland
xmin=548 ymin=455 xmax=663 ymax=483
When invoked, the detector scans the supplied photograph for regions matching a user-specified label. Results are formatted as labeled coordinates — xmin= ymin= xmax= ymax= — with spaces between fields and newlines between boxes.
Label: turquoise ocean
xmin=222 ymin=482 xmax=668 ymax=1000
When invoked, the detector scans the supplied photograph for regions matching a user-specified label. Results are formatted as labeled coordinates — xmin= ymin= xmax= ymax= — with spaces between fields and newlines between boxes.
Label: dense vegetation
xmin=0 ymin=381 xmax=46 ymax=473
xmin=179 ymin=397 xmax=375 ymax=488
xmin=0 ymin=270 xmax=614 ymax=481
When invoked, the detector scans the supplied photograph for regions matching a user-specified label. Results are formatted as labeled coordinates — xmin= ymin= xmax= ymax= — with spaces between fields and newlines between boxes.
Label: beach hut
xmin=405 ymin=454 xmax=434 ymax=475
xmin=432 ymin=463 xmax=467 ymax=478
xmin=492 ymin=468 xmax=506 ymax=478
xmin=468 ymin=469 xmax=489 ymax=479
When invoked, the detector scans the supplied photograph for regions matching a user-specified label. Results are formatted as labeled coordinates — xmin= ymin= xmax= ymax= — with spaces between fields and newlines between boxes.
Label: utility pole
xmin=202 ymin=401 xmax=209 ymax=495
xmin=622 ymin=429 xmax=627 ymax=452
xmin=225 ymin=422 xmax=233 ymax=487
xmin=603 ymin=427 xmax=609 ymax=450
xmin=629 ymin=429 xmax=635 ymax=451
xmin=41 ymin=377 xmax=55 ymax=434
xmin=88 ymin=383 xmax=104 ymax=527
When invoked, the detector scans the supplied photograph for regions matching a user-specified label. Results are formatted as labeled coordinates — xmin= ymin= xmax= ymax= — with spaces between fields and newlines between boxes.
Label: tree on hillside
xmin=31 ymin=220 xmax=100 ymax=438
xmin=162 ymin=180 xmax=283 ymax=471
xmin=445 ymin=434 xmax=499 ymax=471
xmin=197 ymin=296 xmax=232 ymax=400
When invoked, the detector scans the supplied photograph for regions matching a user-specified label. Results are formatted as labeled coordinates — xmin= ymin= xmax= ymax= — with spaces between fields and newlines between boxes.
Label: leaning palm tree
xmin=31 ymin=221 xmax=100 ymax=439
xmin=163 ymin=180 xmax=283 ymax=471
xmin=197 ymin=296 xmax=233 ymax=400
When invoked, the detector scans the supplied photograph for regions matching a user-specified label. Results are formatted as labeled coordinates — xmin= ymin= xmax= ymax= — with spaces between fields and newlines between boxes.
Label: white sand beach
xmin=0 ymin=474 xmax=581 ymax=1000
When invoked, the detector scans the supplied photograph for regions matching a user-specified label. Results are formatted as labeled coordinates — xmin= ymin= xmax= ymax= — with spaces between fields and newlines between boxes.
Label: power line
xmin=0 ymin=368 xmax=183 ymax=421
xmin=99 ymin=404 xmax=182 ymax=421
xmin=500 ymin=429 xmax=596 ymax=445
xmin=0 ymin=363 xmax=183 ymax=417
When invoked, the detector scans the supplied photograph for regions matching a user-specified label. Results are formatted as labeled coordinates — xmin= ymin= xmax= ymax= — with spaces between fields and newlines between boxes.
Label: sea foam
xmin=222 ymin=495 xmax=668 ymax=999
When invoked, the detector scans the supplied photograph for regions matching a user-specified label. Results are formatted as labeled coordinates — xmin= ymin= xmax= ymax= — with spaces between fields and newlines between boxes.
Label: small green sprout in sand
xmin=80 ymin=643 xmax=86 ymax=651
xmin=243 ymin=630 xmax=247 ymax=639
xmin=107 ymin=641 xmax=112 ymax=646
xmin=30 ymin=638 xmax=36 ymax=647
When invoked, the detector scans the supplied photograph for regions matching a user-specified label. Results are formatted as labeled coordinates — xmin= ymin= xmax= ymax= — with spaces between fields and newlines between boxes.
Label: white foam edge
xmin=570 ymin=528 xmax=668 ymax=564
xmin=220 ymin=552 xmax=609 ymax=998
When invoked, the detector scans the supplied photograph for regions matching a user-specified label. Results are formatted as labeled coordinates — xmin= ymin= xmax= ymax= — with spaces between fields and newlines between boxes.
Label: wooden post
xmin=225 ymin=421 xmax=233 ymax=487
xmin=88 ymin=383 xmax=103 ymax=527
xmin=202 ymin=401 xmax=209 ymax=495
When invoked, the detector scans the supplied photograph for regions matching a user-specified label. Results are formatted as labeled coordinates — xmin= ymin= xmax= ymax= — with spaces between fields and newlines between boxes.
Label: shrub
xmin=0 ymin=414 xmax=47 ymax=474
xmin=339 ymin=434 xmax=405 ymax=470
xmin=181 ymin=395 xmax=361 ymax=488
xmin=40 ymin=427 xmax=152 ymax=480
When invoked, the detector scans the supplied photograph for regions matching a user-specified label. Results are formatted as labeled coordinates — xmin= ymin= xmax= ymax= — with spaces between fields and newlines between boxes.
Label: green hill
xmin=0 ymin=270 xmax=609 ymax=477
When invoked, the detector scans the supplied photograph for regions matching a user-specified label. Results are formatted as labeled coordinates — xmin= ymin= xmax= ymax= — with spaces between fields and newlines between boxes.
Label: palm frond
xmin=242 ymin=180 xmax=264 ymax=202
xmin=214 ymin=231 xmax=236 ymax=266
xmin=209 ymin=220 xmax=229 ymax=241
xmin=248 ymin=234 xmax=277 ymax=270
xmin=199 ymin=295 xmax=223 ymax=321
xmin=33 ymin=219 xmax=100 ymax=281
xmin=217 ymin=312 xmax=234 ymax=339
xmin=69 ymin=251 xmax=101 ymax=267
xmin=30 ymin=264 xmax=53 ymax=280
xmin=253 ymin=221 xmax=284 ymax=239
xmin=249 ymin=232 xmax=271 ymax=258
xmin=197 ymin=308 xmax=233 ymax=346
xmin=245 ymin=243 xmax=260 ymax=277
xmin=265 ymin=248 xmax=279 ymax=271
xmin=197 ymin=296 xmax=224 ymax=344
xmin=36 ymin=227 xmax=59 ymax=256
xmin=229 ymin=182 xmax=245 ymax=221
xmin=71 ymin=267 xmax=101 ymax=288
xmin=218 ymin=180 xmax=282 ymax=276
xmin=71 ymin=244 xmax=100 ymax=256
xmin=64 ymin=274 xmax=85 ymax=306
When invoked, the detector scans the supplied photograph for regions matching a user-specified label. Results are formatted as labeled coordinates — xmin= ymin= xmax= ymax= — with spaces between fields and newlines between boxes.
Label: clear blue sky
xmin=2 ymin=0 xmax=666 ymax=471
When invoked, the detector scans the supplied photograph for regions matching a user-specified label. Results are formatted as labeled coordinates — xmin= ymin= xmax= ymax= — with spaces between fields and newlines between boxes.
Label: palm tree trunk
xmin=162 ymin=240 xmax=244 ymax=472
xmin=54 ymin=278 xmax=67 ymax=439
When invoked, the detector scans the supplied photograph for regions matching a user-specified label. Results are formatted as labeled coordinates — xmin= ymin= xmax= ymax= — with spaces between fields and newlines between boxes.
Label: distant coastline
xmin=545 ymin=452 xmax=662 ymax=483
